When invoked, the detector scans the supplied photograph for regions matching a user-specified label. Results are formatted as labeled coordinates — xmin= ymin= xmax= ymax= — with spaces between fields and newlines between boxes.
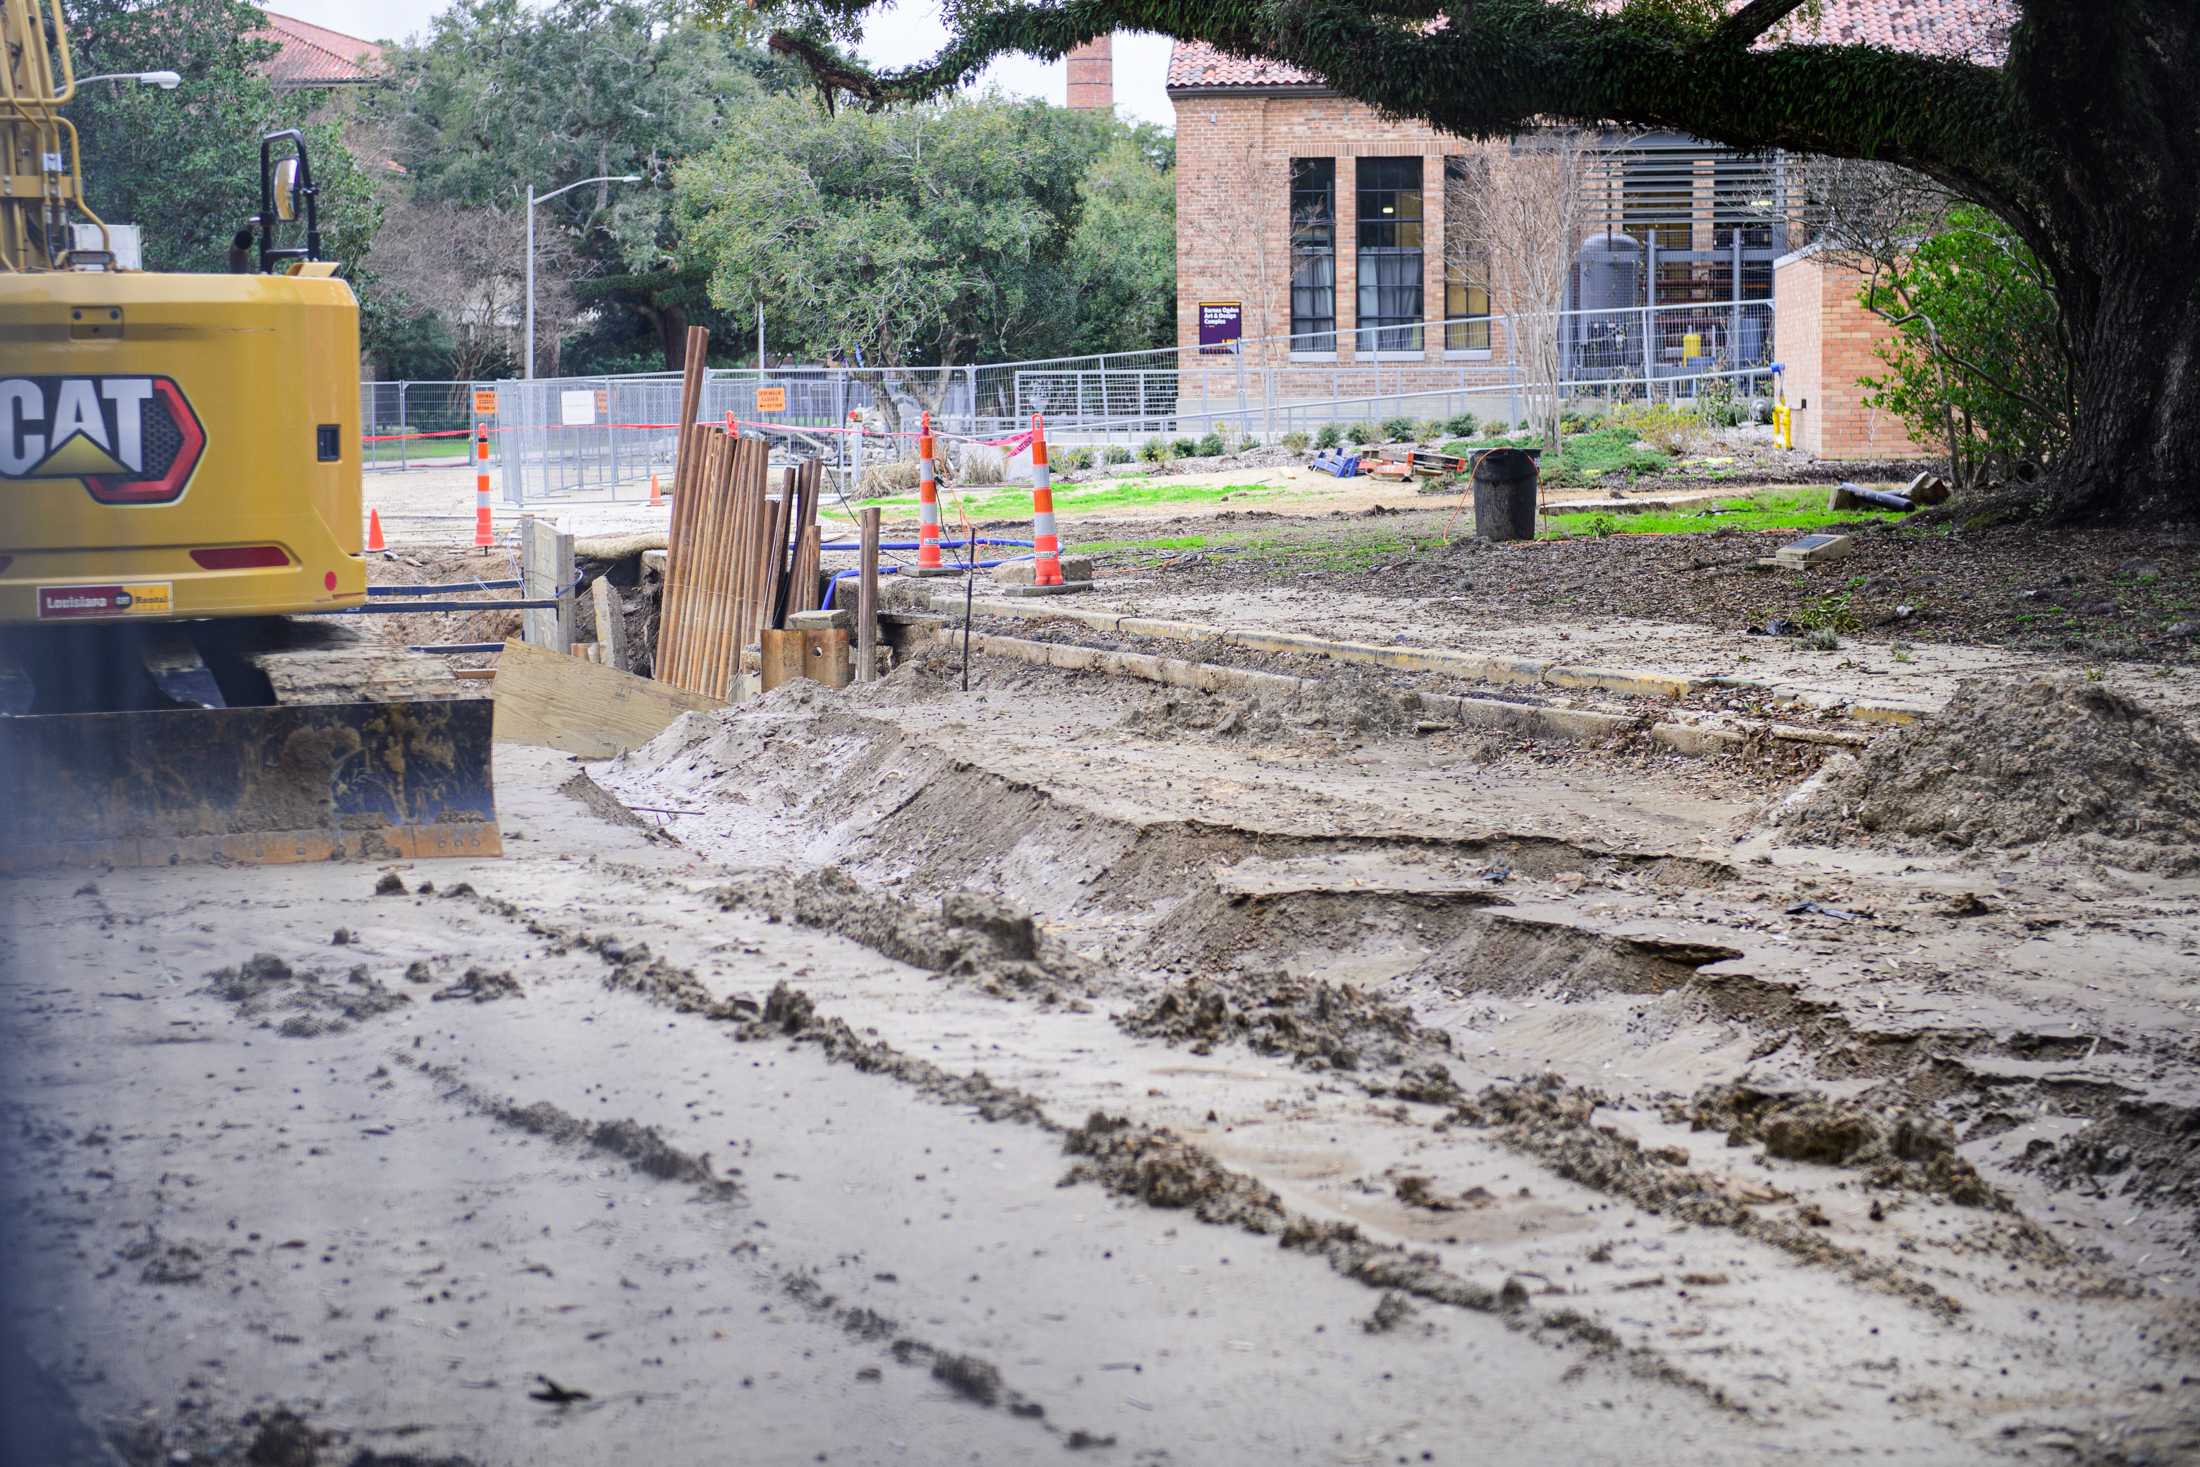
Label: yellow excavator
xmin=0 ymin=0 xmax=499 ymax=869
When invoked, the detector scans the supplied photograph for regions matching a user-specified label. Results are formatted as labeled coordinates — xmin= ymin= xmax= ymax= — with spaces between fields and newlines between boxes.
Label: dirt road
xmin=4 ymin=617 xmax=2197 ymax=1464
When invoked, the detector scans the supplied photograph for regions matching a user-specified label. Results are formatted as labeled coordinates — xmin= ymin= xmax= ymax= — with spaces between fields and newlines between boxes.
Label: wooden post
xmin=857 ymin=505 xmax=881 ymax=684
xmin=521 ymin=514 xmax=575 ymax=651
xmin=591 ymin=576 xmax=629 ymax=671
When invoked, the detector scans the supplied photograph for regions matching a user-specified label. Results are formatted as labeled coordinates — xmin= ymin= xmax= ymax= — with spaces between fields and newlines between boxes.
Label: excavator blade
xmin=0 ymin=698 xmax=501 ymax=871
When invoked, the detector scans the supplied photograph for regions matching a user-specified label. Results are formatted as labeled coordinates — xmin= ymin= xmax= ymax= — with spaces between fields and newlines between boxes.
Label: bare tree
xmin=360 ymin=117 xmax=587 ymax=380
xmin=1446 ymin=131 xmax=1603 ymax=453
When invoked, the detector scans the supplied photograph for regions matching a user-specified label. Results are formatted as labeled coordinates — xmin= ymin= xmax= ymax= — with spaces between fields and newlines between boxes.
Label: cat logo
xmin=0 ymin=375 xmax=206 ymax=506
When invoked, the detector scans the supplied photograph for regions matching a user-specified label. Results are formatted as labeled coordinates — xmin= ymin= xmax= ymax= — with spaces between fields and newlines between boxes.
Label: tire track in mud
xmin=386 ymin=1056 xmax=1103 ymax=1450
xmin=434 ymin=880 xmax=1784 ymax=1417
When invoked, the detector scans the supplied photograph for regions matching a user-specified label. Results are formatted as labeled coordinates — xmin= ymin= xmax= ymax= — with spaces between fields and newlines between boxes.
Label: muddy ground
xmin=6 ymin=511 xmax=2200 ymax=1465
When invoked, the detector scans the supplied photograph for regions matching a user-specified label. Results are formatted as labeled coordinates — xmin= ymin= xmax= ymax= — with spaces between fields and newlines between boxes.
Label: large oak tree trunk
xmin=2013 ymin=1 xmax=2200 ymax=522
xmin=2054 ymin=263 xmax=2200 ymax=522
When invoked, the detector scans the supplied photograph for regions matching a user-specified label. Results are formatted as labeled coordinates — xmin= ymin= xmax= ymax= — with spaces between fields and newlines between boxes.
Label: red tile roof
xmin=256 ymin=10 xmax=385 ymax=88
xmin=1167 ymin=1 xmax=2013 ymax=90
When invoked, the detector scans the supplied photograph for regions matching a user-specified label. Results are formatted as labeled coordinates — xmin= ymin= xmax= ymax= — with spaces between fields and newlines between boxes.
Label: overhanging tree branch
xmin=1711 ymin=0 xmax=1813 ymax=47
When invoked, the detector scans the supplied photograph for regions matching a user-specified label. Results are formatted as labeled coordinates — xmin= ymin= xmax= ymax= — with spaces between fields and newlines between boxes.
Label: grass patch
xmin=1440 ymin=427 xmax=1671 ymax=486
xmin=1237 ymin=530 xmax=1450 ymax=573
xmin=868 ymin=478 xmax=1285 ymax=519
xmin=1074 ymin=533 xmax=1213 ymax=557
xmin=362 ymin=434 xmax=474 ymax=466
xmin=1541 ymin=487 xmax=1907 ymax=540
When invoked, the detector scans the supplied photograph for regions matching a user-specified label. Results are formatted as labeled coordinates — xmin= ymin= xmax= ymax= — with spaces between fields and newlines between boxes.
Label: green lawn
xmin=1540 ymin=486 xmax=1908 ymax=540
xmin=362 ymin=433 xmax=475 ymax=466
xmin=1440 ymin=427 xmax=1672 ymax=486
xmin=867 ymin=478 xmax=1286 ymax=519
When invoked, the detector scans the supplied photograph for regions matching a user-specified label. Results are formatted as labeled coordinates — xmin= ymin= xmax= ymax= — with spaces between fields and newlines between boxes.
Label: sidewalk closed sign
xmin=1199 ymin=301 xmax=1242 ymax=354
xmin=472 ymin=389 xmax=497 ymax=415
xmin=755 ymin=385 xmax=786 ymax=413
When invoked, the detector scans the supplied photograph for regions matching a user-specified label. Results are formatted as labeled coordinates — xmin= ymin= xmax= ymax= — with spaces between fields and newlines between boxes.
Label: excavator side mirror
xmin=272 ymin=158 xmax=300 ymax=223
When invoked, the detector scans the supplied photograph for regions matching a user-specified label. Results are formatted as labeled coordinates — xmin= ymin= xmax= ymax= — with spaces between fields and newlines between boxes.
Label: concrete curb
xmin=947 ymin=630 xmax=1870 ymax=757
xmin=935 ymin=594 xmax=1932 ymax=726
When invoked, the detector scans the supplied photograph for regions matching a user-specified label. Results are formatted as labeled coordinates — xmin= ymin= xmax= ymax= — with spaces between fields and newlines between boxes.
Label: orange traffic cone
xmin=648 ymin=472 xmax=663 ymax=507
xmin=366 ymin=507 xmax=387 ymax=554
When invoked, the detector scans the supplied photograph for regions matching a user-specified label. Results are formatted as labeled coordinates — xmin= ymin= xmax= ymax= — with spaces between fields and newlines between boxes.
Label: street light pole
xmin=523 ymin=173 xmax=643 ymax=380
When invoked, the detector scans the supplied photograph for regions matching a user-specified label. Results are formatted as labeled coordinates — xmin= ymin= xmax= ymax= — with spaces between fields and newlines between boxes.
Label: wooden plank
xmin=452 ymin=667 xmax=498 ymax=682
xmin=491 ymin=638 xmax=723 ymax=758
xmin=696 ymin=432 xmax=748 ymax=699
xmin=758 ymin=628 xmax=805 ymax=692
xmin=591 ymin=577 xmax=630 ymax=671
xmin=655 ymin=422 xmax=711 ymax=685
xmin=520 ymin=516 xmax=574 ymax=652
xmin=802 ymin=628 xmax=852 ymax=689
xmin=857 ymin=505 xmax=880 ymax=684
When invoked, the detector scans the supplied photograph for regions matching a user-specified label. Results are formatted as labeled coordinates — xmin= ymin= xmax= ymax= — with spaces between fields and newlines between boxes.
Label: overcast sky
xmin=270 ymin=2 xmax=1176 ymax=127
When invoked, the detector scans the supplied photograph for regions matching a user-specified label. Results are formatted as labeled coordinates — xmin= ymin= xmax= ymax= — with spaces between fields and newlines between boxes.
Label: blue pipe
xmin=820 ymin=554 xmax=1037 ymax=611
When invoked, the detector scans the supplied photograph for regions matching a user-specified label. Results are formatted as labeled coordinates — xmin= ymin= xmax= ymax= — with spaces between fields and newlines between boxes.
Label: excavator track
xmin=0 ymin=619 xmax=501 ymax=871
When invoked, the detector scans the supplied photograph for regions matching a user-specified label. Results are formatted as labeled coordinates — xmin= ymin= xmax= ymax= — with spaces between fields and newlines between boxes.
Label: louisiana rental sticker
xmin=0 ymin=375 xmax=206 ymax=506
xmin=36 ymin=582 xmax=174 ymax=620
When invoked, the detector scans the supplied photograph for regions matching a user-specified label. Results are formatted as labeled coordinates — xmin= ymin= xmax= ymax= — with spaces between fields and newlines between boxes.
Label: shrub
xmin=1053 ymin=446 xmax=1094 ymax=473
xmin=1172 ymin=436 xmax=1202 ymax=458
xmin=1196 ymin=431 xmax=1227 ymax=458
xmin=1102 ymin=444 xmax=1134 ymax=466
xmin=1613 ymin=401 xmax=1703 ymax=456
xmin=1380 ymin=415 xmax=1417 ymax=441
xmin=1859 ymin=205 xmax=2071 ymax=489
xmin=1137 ymin=436 xmax=1171 ymax=463
xmin=1280 ymin=430 xmax=1311 ymax=452
xmin=1415 ymin=418 xmax=1448 ymax=443
xmin=859 ymin=459 xmax=922 ymax=496
xmin=1560 ymin=411 xmax=1599 ymax=435
xmin=1443 ymin=412 xmax=1479 ymax=438
xmin=1346 ymin=422 xmax=1379 ymax=446
xmin=1695 ymin=377 xmax=1746 ymax=429
xmin=955 ymin=448 xmax=1005 ymax=486
xmin=1315 ymin=423 xmax=1343 ymax=450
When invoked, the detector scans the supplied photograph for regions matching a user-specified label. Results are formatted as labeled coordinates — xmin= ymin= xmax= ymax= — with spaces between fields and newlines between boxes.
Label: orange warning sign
xmin=472 ymin=389 xmax=497 ymax=415
xmin=754 ymin=386 xmax=786 ymax=413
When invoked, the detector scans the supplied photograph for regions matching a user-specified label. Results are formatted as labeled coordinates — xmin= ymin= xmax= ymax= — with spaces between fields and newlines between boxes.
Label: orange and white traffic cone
xmin=914 ymin=411 xmax=948 ymax=575
xmin=366 ymin=507 xmax=387 ymax=554
xmin=1029 ymin=413 xmax=1063 ymax=587
xmin=472 ymin=424 xmax=494 ymax=553
xmin=648 ymin=471 xmax=663 ymax=508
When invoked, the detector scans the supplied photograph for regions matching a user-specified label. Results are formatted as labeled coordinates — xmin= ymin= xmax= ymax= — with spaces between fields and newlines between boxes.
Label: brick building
xmin=1163 ymin=1 xmax=2008 ymax=454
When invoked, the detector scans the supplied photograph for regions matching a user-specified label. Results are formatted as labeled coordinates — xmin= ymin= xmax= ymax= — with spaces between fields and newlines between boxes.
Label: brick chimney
xmin=1065 ymin=35 xmax=1113 ymax=110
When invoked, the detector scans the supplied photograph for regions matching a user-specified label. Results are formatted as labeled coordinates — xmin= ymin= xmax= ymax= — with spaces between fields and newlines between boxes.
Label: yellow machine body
xmin=0 ymin=269 xmax=367 ymax=623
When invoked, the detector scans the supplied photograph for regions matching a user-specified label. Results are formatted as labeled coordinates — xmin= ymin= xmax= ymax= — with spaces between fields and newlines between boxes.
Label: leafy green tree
xmin=63 ymin=0 xmax=377 ymax=277
xmin=372 ymin=0 xmax=798 ymax=373
xmin=1860 ymin=207 xmax=2073 ymax=491
xmin=673 ymin=91 xmax=1170 ymax=409
xmin=1066 ymin=130 xmax=1176 ymax=356
xmin=738 ymin=0 xmax=2200 ymax=523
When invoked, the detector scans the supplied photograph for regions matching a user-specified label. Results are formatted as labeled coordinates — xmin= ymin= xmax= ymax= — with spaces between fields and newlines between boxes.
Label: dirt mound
xmin=1061 ymin=1112 xmax=1290 ymax=1232
xmin=2016 ymin=1096 xmax=2200 ymax=1209
xmin=1679 ymin=1083 xmax=2008 ymax=1209
xmin=715 ymin=870 xmax=1100 ymax=1003
xmin=1120 ymin=973 xmax=1453 ymax=1088
xmin=1769 ymin=676 xmax=2200 ymax=869
xmin=200 ymin=955 xmax=411 ymax=1037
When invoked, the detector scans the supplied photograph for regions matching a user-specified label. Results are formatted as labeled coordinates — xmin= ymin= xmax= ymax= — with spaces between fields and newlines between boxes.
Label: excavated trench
xmin=598 ymin=658 xmax=2200 ymax=1254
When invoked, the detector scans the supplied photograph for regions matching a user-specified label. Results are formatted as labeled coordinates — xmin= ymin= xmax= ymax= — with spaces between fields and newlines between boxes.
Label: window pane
xmin=1442 ymin=156 xmax=1489 ymax=352
xmin=1290 ymin=158 xmax=1337 ymax=350
xmin=1355 ymin=156 xmax=1423 ymax=353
